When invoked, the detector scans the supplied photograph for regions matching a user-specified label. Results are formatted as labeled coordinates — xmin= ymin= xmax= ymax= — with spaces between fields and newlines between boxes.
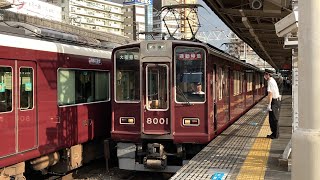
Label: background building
xmin=179 ymin=0 xmax=198 ymax=39
xmin=122 ymin=0 xmax=153 ymax=41
xmin=8 ymin=0 xmax=61 ymax=21
xmin=153 ymin=0 xmax=198 ymax=40
xmin=225 ymin=38 xmax=272 ymax=69
xmin=153 ymin=0 xmax=180 ymax=40
xmin=56 ymin=0 xmax=124 ymax=36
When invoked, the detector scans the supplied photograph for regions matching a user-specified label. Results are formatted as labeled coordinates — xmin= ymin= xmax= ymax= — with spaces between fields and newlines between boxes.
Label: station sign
xmin=282 ymin=63 xmax=292 ymax=70
xmin=7 ymin=0 xmax=62 ymax=22
xmin=124 ymin=0 xmax=152 ymax=5
xmin=211 ymin=172 xmax=225 ymax=180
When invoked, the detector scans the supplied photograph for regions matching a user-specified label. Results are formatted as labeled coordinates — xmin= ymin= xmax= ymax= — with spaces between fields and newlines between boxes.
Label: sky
xmin=109 ymin=0 xmax=232 ymax=49
xmin=197 ymin=0 xmax=232 ymax=49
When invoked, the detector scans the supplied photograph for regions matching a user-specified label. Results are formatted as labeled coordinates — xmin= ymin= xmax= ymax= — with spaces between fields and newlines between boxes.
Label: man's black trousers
xmin=269 ymin=99 xmax=280 ymax=137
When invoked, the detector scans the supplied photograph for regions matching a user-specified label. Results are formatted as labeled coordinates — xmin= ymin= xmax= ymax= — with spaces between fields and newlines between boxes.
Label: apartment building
xmin=123 ymin=0 xmax=153 ymax=40
xmin=57 ymin=0 xmax=124 ymax=36
xmin=180 ymin=0 xmax=199 ymax=39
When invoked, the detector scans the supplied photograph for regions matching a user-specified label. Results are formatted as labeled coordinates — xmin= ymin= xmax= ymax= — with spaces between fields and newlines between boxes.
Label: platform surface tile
xmin=170 ymin=95 xmax=292 ymax=180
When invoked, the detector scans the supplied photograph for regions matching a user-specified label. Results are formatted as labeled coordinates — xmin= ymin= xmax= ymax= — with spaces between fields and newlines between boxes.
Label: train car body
xmin=111 ymin=40 xmax=265 ymax=172
xmin=0 ymin=25 xmax=112 ymax=179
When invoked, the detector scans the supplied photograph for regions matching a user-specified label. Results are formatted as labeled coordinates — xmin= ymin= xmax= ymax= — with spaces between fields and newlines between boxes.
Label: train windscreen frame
xmin=174 ymin=46 xmax=206 ymax=104
xmin=114 ymin=47 xmax=140 ymax=103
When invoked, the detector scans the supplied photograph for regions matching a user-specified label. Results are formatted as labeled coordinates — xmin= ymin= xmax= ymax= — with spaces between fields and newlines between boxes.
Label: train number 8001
xmin=146 ymin=118 xmax=169 ymax=125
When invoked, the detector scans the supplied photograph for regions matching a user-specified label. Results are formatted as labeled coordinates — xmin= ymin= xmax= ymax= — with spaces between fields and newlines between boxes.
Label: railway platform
xmin=171 ymin=94 xmax=292 ymax=180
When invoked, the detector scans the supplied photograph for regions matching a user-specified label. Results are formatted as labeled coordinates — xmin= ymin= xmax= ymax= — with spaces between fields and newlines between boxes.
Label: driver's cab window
xmin=175 ymin=46 xmax=206 ymax=103
xmin=115 ymin=48 xmax=140 ymax=102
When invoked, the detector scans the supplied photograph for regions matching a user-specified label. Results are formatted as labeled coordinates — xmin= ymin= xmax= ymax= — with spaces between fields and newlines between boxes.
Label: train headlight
xmin=120 ymin=117 xmax=135 ymax=125
xmin=183 ymin=118 xmax=200 ymax=126
xmin=147 ymin=43 xmax=166 ymax=51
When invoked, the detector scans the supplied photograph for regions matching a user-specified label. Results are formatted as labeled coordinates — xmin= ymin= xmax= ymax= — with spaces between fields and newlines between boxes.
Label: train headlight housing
xmin=183 ymin=118 xmax=200 ymax=126
xmin=120 ymin=117 xmax=135 ymax=125
xmin=147 ymin=43 xmax=166 ymax=51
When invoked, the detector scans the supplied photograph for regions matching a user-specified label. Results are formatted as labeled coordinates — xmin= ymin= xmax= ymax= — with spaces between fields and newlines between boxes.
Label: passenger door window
xmin=20 ymin=67 xmax=33 ymax=110
xmin=0 ymin=67 xmax=12 ymax=112
xmin=146 ymin=65 xmax=168 ymax=110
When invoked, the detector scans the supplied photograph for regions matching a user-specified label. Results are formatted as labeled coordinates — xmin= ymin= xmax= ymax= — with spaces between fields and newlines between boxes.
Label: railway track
xmin=25 ymin=158 xmax=173 ymax=180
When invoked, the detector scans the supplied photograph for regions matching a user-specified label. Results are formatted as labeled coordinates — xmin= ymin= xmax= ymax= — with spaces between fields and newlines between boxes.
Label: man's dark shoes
xmin=267 ymin=134 xmax=278 ymax=139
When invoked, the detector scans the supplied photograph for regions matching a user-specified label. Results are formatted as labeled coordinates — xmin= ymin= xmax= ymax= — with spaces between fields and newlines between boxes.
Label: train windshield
xmin=175 ymin=47 xmax=206 ymax=103
xmin=114 ymin=48 xmax=140 ymax=102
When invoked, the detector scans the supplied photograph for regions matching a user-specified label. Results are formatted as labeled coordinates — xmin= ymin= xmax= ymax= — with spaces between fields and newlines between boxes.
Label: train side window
xmin=58 ymin=69 xmax=110 ymax=106
xmin=233 ymin=71 xmax=236 ymax=96
xmin=0 ymin=67 xmax=12 ymax=112
xmin=240 ymin=73 xmax=244 ymax=94
xmin=94 ymin=71 xmax=110 ymax=101
xmin=246 ymin=73 xmax=253 ymax=91
xmin=233 ymin=71 xmax=240 ymax=96
xmin=223 ymin=68 xmax=229 ymax=97
xmin=20 ymin=67 xmax=33 ymax=110
xmin=256 ymin=75 xmax=260 ymax=89
xmin=218 ymin=67 xmax=223 ymax=100
xmin=58 ymin=70 xmax=76 ymax=105
xmin=75 ymin=71 xmax=94 ymax=104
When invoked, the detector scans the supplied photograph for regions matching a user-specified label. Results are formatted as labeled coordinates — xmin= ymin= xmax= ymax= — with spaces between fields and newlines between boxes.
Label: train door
xmin=0 ymin=60 xmax=37 ymax=157
xmin=0 ymin=60 xmax=16 ymax=157
xmin=142 ymin=63 xmax=170 ymax=135
xmin=17 ymin=61 xmax=37 ymax=152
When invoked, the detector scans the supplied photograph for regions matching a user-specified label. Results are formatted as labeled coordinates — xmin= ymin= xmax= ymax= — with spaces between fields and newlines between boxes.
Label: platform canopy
xmin=204 ymin=0 xmax=293 ymax=70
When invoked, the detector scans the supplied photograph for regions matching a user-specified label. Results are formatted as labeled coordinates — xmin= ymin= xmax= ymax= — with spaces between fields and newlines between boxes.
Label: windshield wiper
xmin=176 ymin=86 xmax=191 ymax=105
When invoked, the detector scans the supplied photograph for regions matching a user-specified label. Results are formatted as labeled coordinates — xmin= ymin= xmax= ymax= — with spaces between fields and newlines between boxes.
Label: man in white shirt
xmin=192 ymin=82 xmax=205 ymax=95
xmin=264 ymin=72 xmax=280 ymax=139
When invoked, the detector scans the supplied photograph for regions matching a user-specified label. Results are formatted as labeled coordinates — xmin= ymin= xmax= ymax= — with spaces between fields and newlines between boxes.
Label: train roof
xmin=113 ymin=39 xmax=263 ymax=72
xmin=203 ymin=41 xmax=263 ymax=72
xmin=0 ymin=22 xmax=112 ymax=59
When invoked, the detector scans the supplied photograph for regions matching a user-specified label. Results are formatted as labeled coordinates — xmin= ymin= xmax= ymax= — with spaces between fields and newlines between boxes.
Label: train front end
xmin=111 ymin=41 xmax=211 ymax=172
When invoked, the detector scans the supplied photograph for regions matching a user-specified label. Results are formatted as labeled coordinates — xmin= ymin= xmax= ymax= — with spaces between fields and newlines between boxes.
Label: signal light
xmin=183 ymin=118 xmax=200 ymax=126
xmin=120 ymin=117 xmax=135 ymax=124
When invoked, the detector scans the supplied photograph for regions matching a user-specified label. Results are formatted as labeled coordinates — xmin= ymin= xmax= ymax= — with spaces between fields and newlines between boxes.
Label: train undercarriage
xmin=111 ymin=140 xmax=205 ymax=173
xmin=0 ymin=140 xmax=104 ymax=180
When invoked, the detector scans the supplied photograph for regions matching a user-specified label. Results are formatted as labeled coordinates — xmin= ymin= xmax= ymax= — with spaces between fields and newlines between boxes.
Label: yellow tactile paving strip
xmin=171 ymin=98 xmax=271 ymax=180
xmin=236 ymin=115 xmax=272 ymax=180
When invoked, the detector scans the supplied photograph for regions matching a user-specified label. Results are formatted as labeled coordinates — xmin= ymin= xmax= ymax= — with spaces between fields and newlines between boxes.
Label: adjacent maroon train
xmin=0 ymin=23 xmax=112 ymax=179
xmin=111 ymin=40 xmax=266 ymax=172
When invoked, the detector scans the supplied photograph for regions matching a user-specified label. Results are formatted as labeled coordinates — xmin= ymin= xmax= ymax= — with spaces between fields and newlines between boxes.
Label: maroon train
xmin=111 ymin=40 xmax=265 ymax=172
xmin=0 ymin=23 xmax=112 ymax=179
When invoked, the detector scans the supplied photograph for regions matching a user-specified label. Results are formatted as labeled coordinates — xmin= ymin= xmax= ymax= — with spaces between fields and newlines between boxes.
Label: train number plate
xmin=146 ymin=118 xmax=169 ymax=125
